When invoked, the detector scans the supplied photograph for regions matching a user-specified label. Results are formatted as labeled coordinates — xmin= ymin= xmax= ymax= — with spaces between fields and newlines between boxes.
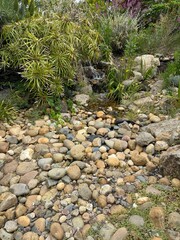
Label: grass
xmin=88 ymin=184 xmax=180 ymax=240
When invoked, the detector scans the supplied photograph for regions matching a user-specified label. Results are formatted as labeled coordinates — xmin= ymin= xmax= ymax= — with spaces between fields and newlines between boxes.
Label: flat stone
xmin=110 ymin=227 xmax=128 ymax=240
xmin=78 ymin=183 xmax=92 ymax=200
xmin=50 ymin=222 xmax=64 ymax=240
xmin=41 ymin=189 xmax=57 ymax=202
xmin=0 ymin=229 xmax=13 ymax=240
xmin=4 ymin=220 xmax=18 ymax=233
xmin=129 ymin=215 xmax=144 ymax=227
xmin=3 ymin=160 xmax=18 ymax=174
xmin=100 ymin=222 xmax=116 ymax=240
xmin=20 ymin=171 xmax=38 ymax=184
xmin=16 ymin=162 xmax=37 ymax=175
xmin=10 ymin=183 xmax=29 ymax=196
xmin=136 ymin=132 xmax=155 ymax=146
xmin=48 ymin=168 xmax=66 ymax=180
xmin=0 ymin=192 xmax=17 ymax=212
xmin=22 ymin=232 xmax=39 ymax=240
xmin=0 ymin=142 xmax=9 ymax=153
xmin=18 ymin=216 xmax=30 ymax=227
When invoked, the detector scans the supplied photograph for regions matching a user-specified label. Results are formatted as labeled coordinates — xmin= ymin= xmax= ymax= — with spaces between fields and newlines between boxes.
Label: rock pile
xmin=0 ymin=110 xmax=180 ymax=240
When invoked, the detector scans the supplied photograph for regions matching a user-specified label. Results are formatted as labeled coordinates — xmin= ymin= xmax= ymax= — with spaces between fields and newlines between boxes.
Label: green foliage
xmin=0 ymin=14 xmax=110 ymax=106
xmin=0 ymin=0 xmax=36 ymax=26
xmin=125 ymin=12 xmax=180 ymax=55
xmin=163 ymin=51 xmax=180 ymax=88
xmin=98 ymin=12 xmax=138 ymax=52
xmin=0 ymin=100 xmax=17 ymax=122
xmin=107 ymin=58 xmax=134 ymax=101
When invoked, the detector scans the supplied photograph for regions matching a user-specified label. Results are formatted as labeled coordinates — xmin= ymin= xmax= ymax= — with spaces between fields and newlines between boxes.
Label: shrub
xmin=0 ymin=13 xmax=111 ymax=106
xmin=125 ymin=11 xmax=180 ymax=55
xmin=0 ymin=100 xmax=17 ymax=122
xmin=98 ymin=12 xmax=138 ymax=53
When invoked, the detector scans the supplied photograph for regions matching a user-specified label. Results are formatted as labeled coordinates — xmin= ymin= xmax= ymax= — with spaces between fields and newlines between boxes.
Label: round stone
xmin=4 ymin=220 xmax=18 ymax=233
xmin=50 ymin=222 xmax=64 ymax=240
xmin=18 ymin=216 xmax=30 ymax=227
xmin=70 ymin=145 xmax=85 ymax=160
xmin=67 ymin=165 xmax=81 ymax=180
xmin=48 ymin=168 xmax=66 ymax=180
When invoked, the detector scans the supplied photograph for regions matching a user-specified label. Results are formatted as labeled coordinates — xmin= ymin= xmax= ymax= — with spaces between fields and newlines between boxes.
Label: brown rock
xmin=97 ymin=195 xmax=107 ymax=208
xmin=26 ymin=128 xmax=39 ymax=137
xmin=0 ymin=130 xmax=6 ymax=137
xmin=171 ymin=178 xmax=180 ymax=188
xmin=16 ymin=162 xmax=37 ymax=175
xmin=34 ymin=218 xmax=46 ymax=232
xmin=0 ymin=216 xmax=5 ymax=228
xmin=67 ymin=165 xmax=81 ymax=180
xmin=149 ymin=207 xmax=165 ymax=229
xmin=0 ymin=142 xmax=9 ymax=153
xmin=22 ymin=232 xmax=39 ymax=240
xmin=0 ymin=173 xmax=14 ymax=186
xmin=124 ymin=175 xmax=135 ymax=183
xmin=25 ymin=195 xmax=39 ymax=209
xmin=110 ymin=205 xmax=126 ymax=215
xmin=17 ymin=216 xmax=30 ymax=227
xmin=131 ymin=150 xmax=147 ymax=166
xmin=3 ymin=160 xmax=18 ymax=174
xmin=96 ymin=111 xmax=105 ymax=118
xmin=20 ymin=171 xmax=38 ymax=184
xmin=15 ymin=204 xmax=27 ymax=217
xmin=5 ymin=207 xmax=15 ymax=220
xmin=111 ymin=227 xmax=128 ymax=240
xmin=0 ymin=192 xmax=17 ymax=212
xmin=50 ymin=222 xmax=64 ymax=240
xmin=160 ymin=145 xmax=180 ymax=178
xmin=106 ymin=155 xmax=120 ymax=167
xmin=38 ymin=137 xmax=49 ymax=144
xmin=39 ymin=126 xmax=49 ymax=135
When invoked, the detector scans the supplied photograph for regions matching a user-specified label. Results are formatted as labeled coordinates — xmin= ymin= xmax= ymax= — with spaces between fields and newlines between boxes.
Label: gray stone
xmin=129 ymin=215 xmax=144 ymax=227
xmin=78 ymin=183 xmax=92 ymax=200
xmin=0 ymin=229 xmax=13 ymax=240
xmin=168 ymin=212 xmax=180 ymax=229
xmin=10 ymin=183 xmax=29 ymax=196
xmin=4 ymin=220 xmax=18 ymax=233
xmin=160 ymin=145 xmax=180 ymax=178
xmin=100 ymin=222 xmax=116 ymax=240
xmin=38 ymin=158 xmax=53 ymax=170
xmin=48 ymin=168 xmax=66 ymax=180
xmin=72 ymin=216 xmax=84 ymax=229
xmin=136 ymin=132 xmax=155 ymax=146
xmin=74 ymin=94 xmax=90 ymax=106
xmin=134 ymin=97 xmax=153 ymax=106
xmin=142 ymin=119 xmax=180 ymax=143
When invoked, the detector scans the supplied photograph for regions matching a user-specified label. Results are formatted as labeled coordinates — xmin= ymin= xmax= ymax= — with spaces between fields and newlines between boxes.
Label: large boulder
xmin=133 ymin=54 xmax=160 ymax=77
xmin=160 ymin=145 xmax=180 ymax=178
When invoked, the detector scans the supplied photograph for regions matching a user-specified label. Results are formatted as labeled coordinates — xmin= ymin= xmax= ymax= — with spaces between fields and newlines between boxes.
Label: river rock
xmin=50 ymin=222 xmax=64 ymax=240
xmin=70 ymin=145 xmax=85 ymax=160
xmin=99 ymin=222 xmax=116 ymax=240
xmin=0 ymin=192 xmax=17 ymax=211
xmin=110 ymin=227 xmax=128 ymax=240
xmin=136 ymin=132 xmax=155 ymax=146
xmin=10 ymin=183 xmax=29 ymax=196
xmin=20 ymin=148 xmax=34 ymax=161
xmin=0 ymin=142 xmax=9 ymax=153
xmin=160 ymin=145 xmax=180 ymax=178
xmin=48 ymin=168 xmax=66 ymax=180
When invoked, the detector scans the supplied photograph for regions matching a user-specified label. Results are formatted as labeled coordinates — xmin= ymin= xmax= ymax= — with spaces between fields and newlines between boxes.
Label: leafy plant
xmin=98 ymin=12 xmax=138 ymax=52
xmin=0 ymin=13 xmax=111 ymax=107
xmin=0 ymin=100 xmax=17 ymax=122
